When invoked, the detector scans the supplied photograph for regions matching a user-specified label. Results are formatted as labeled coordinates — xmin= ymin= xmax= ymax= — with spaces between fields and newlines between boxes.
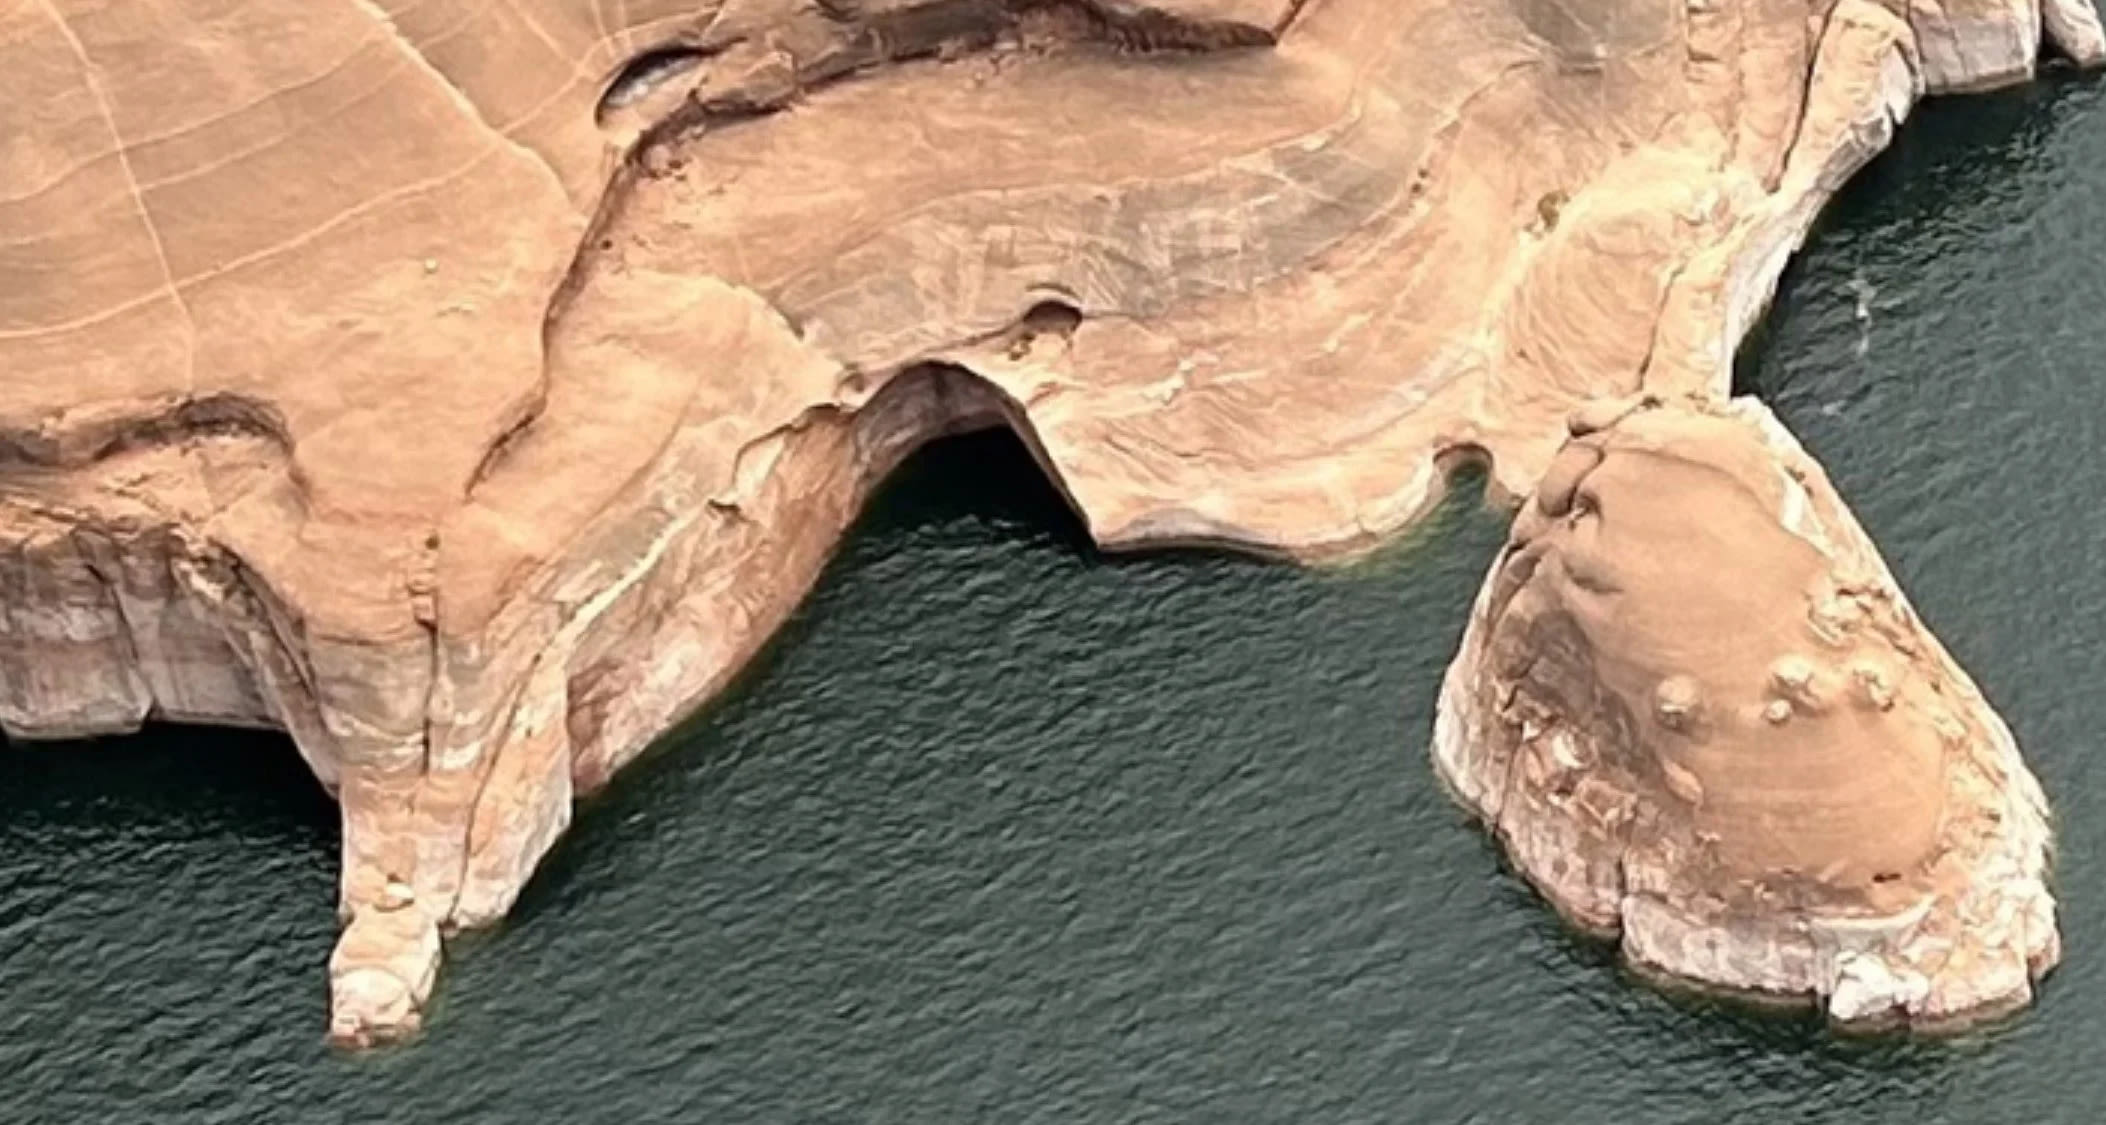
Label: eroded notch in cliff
xmin=0 ymin=393 xmax=293 ymax=470
xmin=1004 ymin=298 xmax=1084 ymax=358
xmin=596 ymin=46 xmax=713 ymax=125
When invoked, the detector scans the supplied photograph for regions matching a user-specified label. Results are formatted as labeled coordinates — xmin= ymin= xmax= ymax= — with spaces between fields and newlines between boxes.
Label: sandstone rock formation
xmin=1 ymin=0 xmax=2095 ymax=1045
xmin=1434 ymin=397 xmax=2058 ymax=1028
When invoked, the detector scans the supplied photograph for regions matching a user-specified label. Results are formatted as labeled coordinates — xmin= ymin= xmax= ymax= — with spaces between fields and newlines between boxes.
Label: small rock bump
xmin=1654 ymin=674 xmax=1702 ymax=732
xmin=1849 ymin=660 xmax=1896 ymax=711
xmin=1763 ymin=699 xmax=1793 ymax=725
xmin=1770 ymin=654 xmax=1814 ymax=691
xmin=1769 ymin=653 xmax=1828 ymax=711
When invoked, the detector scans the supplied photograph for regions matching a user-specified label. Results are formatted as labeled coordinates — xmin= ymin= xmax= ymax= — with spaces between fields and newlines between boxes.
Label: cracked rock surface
xmin=0 ymin=0 xmax=2096 ymax=1044
xmin=1434 ymin=397 xmax=2059 ymax=1029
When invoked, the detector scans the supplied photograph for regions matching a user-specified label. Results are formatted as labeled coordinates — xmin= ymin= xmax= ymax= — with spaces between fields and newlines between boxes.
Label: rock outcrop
xmin=1 ymin=0 xmax=2096 ymax=1044
xmin=1434 ymin=397 xmax=2058 ymax=1028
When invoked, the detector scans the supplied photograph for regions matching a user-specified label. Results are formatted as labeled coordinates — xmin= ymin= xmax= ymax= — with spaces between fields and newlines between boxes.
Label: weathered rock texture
xmin=1434 ymin=397 xmax=2058 ymax=1028
xmin=1 ymin=0 xmax=2095 ymax=1045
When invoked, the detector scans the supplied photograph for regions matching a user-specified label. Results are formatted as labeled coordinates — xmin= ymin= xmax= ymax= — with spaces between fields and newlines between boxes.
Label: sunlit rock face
xmin=1434 ymin=397 xmax=2058 ymax=1030
xmin=2 ymin=0 xmax=2097 ymax=1044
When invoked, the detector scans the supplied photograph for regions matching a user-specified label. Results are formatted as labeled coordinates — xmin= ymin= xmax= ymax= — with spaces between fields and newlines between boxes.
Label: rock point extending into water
xmin=1434 ymin=396 xmax=2059 ymax=1029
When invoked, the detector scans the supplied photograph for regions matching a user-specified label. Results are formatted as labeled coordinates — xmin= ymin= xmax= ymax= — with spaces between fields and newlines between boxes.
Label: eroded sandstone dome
xmin=1435 ymin=397 xmax=2057 ymax=1027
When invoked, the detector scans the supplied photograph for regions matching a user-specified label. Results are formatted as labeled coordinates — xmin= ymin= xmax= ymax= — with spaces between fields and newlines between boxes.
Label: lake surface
xmin=6 ymin=74 xmax=2106 ymax=1124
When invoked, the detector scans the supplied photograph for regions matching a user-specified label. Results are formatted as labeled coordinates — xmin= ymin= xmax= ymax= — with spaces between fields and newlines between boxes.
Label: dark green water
xmin=6 ymin=77 xmax=2106 ymax=1123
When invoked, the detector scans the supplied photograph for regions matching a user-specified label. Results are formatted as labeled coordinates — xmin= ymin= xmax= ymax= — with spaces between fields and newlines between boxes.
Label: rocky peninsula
xmin=0 ymin=0 xmax=2095 ymax=1045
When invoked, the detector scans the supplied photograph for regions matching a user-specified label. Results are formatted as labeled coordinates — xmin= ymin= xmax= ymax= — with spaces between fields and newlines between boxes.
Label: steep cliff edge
xmin=1 ymin=0 xmax=2096 ymax=1045
xmin=1434 ymin=397 xmax=2057 ymax=1028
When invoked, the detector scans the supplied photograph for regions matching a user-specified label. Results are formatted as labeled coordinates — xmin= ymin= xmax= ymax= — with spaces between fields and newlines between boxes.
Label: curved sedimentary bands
xmin=1 ymin=0 xmax=2097 ymax=1045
